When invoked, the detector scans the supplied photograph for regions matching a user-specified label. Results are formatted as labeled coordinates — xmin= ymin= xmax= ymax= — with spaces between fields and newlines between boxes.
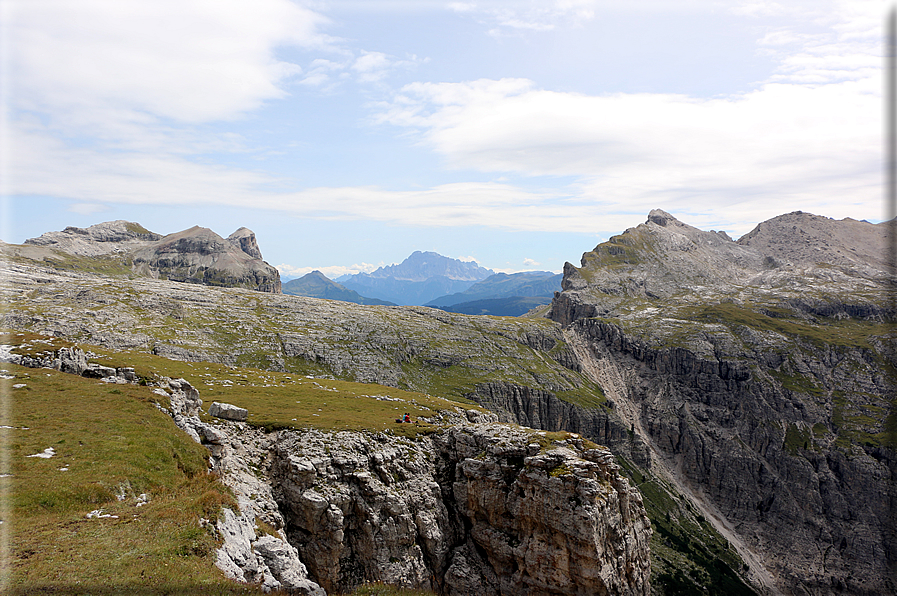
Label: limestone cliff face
xmin=546 ymin=211 xmax=896 ymax=595
xmin=270 ymin=424 xmax=652 ymax=595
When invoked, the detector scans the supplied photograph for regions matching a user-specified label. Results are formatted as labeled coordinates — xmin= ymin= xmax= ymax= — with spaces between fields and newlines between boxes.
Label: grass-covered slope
xmin=1 ymin=360 xmax=250 ymax=594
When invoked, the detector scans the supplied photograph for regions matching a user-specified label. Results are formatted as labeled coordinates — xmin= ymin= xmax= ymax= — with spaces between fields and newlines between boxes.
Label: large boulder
xmin=209 ymin=401 xmax=248 ymax=422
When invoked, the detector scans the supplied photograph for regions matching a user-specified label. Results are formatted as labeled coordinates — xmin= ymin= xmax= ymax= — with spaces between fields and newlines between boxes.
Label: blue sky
xmin=1 ymin=0 xmax=883 ymax=278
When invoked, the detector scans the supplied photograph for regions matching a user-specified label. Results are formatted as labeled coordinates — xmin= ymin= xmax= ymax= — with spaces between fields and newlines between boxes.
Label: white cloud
xmin=377 ymin=76 xmax=878 ymax=217
xmin=4 ymin=0 xmax=884 ymax=241
xmin=350 ymin=51 xmax=427 ymax=84
xmin=522 ymin=258 xmax=540 ymax=267
xmin=731 ymin=1 xmax=787 ymax=17
xmin=448 ymin=0 xmax=597 ymax=33
xmin=370 ymin=0 xmax=882 ymax=233
xmin=8 ymin=0 xmax=326 ymax=125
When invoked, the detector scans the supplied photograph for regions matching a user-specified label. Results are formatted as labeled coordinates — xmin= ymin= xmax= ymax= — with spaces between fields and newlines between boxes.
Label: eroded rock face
xmin=227 ymin=227 xmax=264 ymax=260
xmin=270 ymin=425 xmax=652 ymax=596
xmin=548 ymin=210 xmax=896 ymax=595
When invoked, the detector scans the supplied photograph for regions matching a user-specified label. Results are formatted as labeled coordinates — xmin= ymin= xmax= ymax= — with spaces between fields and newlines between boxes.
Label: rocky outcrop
xmin=7 ymin=344 xmax=140 ymax=384
xmin=228 ymin=227 xmax=264 ymax=260
xmin=270 ymin=424 xmax=652 ymax=595
xmin=132 ymin=226 xmax=281 ymax=293
xmin=209 ymin=401 xmax=249 ymax=421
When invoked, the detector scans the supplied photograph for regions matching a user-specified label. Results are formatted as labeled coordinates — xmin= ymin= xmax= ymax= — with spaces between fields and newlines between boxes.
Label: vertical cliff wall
xmin=270 ymin=424 xmax=652 ymax=595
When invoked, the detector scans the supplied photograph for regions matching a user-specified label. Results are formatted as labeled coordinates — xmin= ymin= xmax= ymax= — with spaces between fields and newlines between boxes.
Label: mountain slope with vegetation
xmin=1 ymin=246 xmax=759 ymax=595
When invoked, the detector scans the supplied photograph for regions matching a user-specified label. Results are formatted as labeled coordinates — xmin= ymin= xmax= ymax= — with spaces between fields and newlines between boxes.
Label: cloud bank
xmin=3 ymin=0 xmax=884 ymax=240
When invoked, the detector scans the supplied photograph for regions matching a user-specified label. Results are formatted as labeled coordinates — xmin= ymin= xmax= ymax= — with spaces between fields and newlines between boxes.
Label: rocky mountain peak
xmin=737 ymin=211 xmax=892 ymax=273
xmin=646 ymin=208 xmax=677 ymax=227
xmin=552 ymin=209 xmax=892 ymax=324
xmin=365 ymin=250 xmax=494 ymax=282
xmin=227 ymin=227 xmax=264 ymax=260
xmin=19 ymin=220 xmax=281 ymax=293
xmin=132 ymin=226 xmax=281 ymax=293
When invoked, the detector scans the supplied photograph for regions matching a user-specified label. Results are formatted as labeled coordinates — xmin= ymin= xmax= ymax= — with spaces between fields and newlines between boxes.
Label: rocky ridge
xmin=14 ymin=220 xmax=281 ymax=293
xmin=130 ymin=225 xmax=281 ymax=293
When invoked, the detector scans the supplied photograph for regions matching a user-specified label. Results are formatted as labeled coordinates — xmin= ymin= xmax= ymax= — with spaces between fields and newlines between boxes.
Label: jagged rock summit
xmin=553 ymin=209 xmax=892 ymax=323
xmin=22 ymin=221 xmax=282 ymax=293
xmin=131 ymin=225 xmax=281 ymax=293
xmin=227 ymin=227 xmax=264 ymax=260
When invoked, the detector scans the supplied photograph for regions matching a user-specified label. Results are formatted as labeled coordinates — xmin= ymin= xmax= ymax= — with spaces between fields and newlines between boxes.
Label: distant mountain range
xmin=435 ymin=296 xmax=554 ymax=317
xmin=337 ymin=251 xmax=495 ymax=306
xmin=286 ymin=254 xmax=561 ymax=315
xmin=282 ymin=271 xmax=395 ymax=306
xmin=425 ymin=271 xmax=562 ymax=307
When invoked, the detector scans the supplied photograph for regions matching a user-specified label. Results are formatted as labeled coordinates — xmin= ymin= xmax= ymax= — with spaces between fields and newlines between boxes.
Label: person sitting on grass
xmin=404 ymin=412 xmax=411 ymax=423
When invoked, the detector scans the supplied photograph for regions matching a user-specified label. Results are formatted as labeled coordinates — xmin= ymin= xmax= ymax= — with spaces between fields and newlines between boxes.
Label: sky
xmin=0 ymin=0 xmax=885 ymax=278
